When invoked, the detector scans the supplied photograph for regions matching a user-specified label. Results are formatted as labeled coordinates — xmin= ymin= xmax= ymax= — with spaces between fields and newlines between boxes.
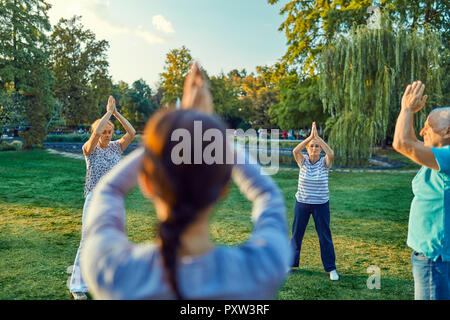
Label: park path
xmin=45 ymin=149 xmax=419 ymax=174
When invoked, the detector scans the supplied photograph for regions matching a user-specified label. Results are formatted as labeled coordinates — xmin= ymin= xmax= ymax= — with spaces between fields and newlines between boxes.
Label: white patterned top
xmin=84 ymin=140 xmax=122 ymax=197
xmin=295 ymin=154 xmax=329 ymax=204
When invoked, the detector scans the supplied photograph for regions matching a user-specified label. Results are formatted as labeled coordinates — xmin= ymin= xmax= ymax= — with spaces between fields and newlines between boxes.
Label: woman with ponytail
xmin=80 ymin=63 xmax=291 ymax=299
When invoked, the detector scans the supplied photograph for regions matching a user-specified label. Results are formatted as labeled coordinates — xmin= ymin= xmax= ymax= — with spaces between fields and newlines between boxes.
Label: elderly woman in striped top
xmin=291 ymin=122 xmax=339 ymax=280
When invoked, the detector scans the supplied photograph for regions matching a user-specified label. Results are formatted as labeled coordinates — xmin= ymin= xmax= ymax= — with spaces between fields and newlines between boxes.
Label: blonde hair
xmin=90 ymin=119 xmax=114 ymax=134
xmin=307 ymin=139 xmax=321 ymax=149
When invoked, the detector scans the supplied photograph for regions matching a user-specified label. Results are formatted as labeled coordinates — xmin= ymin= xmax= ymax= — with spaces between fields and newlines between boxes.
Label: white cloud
xmin=152 ymin=14 xmax=175 ymax=34
xmin=135 ymin=26 xmax=165 ymax=44
xmin=47 ymin=0 xmax=172 ymax=45
xmin=47 ymin=0 xmax=129 ymax=38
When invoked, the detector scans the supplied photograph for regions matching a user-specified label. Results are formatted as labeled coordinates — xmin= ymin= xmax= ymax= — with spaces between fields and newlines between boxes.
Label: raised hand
xmin=107 ymin=95 xmax=116 ymax=114
xmin=401 ymin=81 xmax=428 ymax=113
xmin=312 ymin=122 xmax=319 ymax=138
xmin=181 ymin=62 xmax=213 ymax=114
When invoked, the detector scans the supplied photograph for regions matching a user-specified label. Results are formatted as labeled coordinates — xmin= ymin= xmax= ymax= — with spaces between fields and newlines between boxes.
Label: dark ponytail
xmin=158 ymin=204 xmax=197 ymax=300
xmin=141 ymin=109 xmax=233 ymax=300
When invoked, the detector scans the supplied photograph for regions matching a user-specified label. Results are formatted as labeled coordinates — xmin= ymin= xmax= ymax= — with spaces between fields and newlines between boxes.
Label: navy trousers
xmin=290 ymin=201 xmax=336 ymax=272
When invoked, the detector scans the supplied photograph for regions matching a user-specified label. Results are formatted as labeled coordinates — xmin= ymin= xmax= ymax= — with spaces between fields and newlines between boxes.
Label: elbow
xmin=328 ymin=153 xmax=334 ymax=163
xmin=393 ymin=137 xmax=413 ymax=155
xmin=130 ymin=128 xmax=136 ymax=137
xmin=392 ymin=137 xmax=404 ymax=152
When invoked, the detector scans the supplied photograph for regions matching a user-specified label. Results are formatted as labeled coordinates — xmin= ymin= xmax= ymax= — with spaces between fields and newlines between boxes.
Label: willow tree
xmin=319 ymin=13 xmax=443 ymax=166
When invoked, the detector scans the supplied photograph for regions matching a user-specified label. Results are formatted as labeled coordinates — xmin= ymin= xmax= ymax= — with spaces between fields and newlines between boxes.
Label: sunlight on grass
xmin=0 ymin=149 xmax=417 ymax=299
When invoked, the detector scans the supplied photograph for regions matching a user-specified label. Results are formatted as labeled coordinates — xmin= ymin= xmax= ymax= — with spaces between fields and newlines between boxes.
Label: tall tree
xmin=0 ymin=0 xmax=55 ymax=147
xmin=122 ymin=79 xmax=158 ymax=131
xmin=319 ymin=12 xmax=443 ymax=165
xmin=270 ymin=75 xmax=328 ymax=129
xmin=209 ymin=73 xmax=250 ymax=128
xmin=50 ymin=16 xmax=110 ymax=126
xmin=159 ymin=46 xmax=192 ymax=106
xmin=269 ymin=0 xmax=449 ymax=74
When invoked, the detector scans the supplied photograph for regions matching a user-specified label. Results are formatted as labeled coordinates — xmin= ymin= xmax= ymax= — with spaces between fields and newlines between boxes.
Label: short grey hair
xmin=429 ymin=107 xmax=450 ymax=131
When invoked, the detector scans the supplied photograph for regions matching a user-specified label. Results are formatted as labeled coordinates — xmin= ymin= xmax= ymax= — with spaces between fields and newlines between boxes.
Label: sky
xmin=47 ymin=0 xmax=287 ymax=90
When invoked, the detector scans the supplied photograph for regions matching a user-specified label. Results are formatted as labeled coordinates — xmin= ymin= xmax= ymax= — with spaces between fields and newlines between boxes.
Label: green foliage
xmin=0 ymin=91 xmax=27 ymax=129
xmin=0 ymin=140 xmax=16 ymax=151
xmin=270 ymin=75 xmax=328 ymax=129
xmin=0 ymin=0 xmax=55 ymax=148
xmin=111 ymin=79 xmax=159 ymax=131
xmin=268 ymin=0 xmax=372 ymax=74
xmin=319 ymin=13 xmax=443 ymax=165
xmin=159 ymin=46 xmax=193 ymax=106
xmin=209 ymin=74 xmax=242 ymax=127
xmin=50 ymin=16 xmax=110 ymax=126
xmin=269 ymin=0 xmax=449 ymax=75
xmin=43 ymin=133 xmax=142 ymax=143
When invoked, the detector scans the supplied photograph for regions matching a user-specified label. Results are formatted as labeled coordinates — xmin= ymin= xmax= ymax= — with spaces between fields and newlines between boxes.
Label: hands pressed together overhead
xmin=181 ymin=61 xmax=213 ymax=114
xmin=107 ymin=95 xmax=116 ymax=114
xmin=307 ymin=122 xmax=319 ymax=141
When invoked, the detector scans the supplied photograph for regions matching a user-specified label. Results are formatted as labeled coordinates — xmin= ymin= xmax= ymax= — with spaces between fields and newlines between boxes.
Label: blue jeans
xmin=411 ymin=251 xmax=450 ymax=300
xmin=290 ymin=201 xmax=336 ymax=272
xmin=69 ymin=192 xmax=92 ymax=293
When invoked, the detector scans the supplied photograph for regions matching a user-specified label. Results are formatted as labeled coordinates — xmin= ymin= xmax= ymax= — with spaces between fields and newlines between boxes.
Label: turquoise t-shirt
xmin=407 ymin=145 xmax=450 ymax=261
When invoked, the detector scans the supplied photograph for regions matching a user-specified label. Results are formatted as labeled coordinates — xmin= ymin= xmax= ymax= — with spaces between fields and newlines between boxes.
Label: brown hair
xmin=141 ymin=109 xmax=232 ymax=299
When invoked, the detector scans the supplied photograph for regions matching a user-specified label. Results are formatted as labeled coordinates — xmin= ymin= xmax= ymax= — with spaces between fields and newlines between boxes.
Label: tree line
xmin=0 ymin=0 xmax=448 ymax=165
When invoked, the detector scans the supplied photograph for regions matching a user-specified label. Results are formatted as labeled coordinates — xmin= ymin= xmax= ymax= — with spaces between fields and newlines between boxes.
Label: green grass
xmin=0 ymin=149 xmax=418 ymax=299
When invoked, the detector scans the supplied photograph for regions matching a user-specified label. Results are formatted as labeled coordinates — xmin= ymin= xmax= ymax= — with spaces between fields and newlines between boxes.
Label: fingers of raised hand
xmin=417 ymin=82 xmax=425 ymax=97
xmin=421 ymin=95 xmax=428 ymax=107
xmin=404 ymin=84 xmax=412 ymax=96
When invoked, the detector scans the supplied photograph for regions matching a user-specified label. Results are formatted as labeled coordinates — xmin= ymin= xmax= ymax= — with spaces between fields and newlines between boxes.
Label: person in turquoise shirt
xmin=393 ymin=80 xmax=450 ymax=300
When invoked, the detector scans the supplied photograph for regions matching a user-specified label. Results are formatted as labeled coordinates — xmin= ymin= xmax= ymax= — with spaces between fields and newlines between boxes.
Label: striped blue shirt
xmin=295 ymin=155 xmax=329 ymax=204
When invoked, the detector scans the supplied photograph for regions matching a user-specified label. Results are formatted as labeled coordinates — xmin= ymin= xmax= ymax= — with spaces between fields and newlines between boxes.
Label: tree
xmin=122 ymin=79 xmax=158 ymax=131
xmin=50 ymin=16 xmax=110 ymax=126
xmin=111 ymin=79 xmax=159 ymax=132
xmin=0 ymin=0 xmax=55 ymax=147
xmin=159 ymin=46 xmax=193 ymax=106
xmin=0 ymin=90 xmax=26 ymax=131
xmin=270 ymin=75 xmax=328 ymax=129
xmin=269 ymin=0 xmax=449 ymax=75
xmin=319 ymin=12 xmax=443 ymax=165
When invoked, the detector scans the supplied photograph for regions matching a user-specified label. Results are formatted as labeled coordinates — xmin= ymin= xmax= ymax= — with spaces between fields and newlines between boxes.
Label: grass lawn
xmin=0 ymin=148 xmax=420 ymax=300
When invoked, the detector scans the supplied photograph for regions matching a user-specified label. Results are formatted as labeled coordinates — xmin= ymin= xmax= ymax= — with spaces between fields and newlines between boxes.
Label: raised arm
xmin=114 ymin=108 xmax=136 ymax=152
xmin=392 ymin=81 xmax=438 ymax=170
xmin=312 ymin=123 xmax=334 ymax=168
xmin=292 ymin=123 xmax=316 ymax=166
xmin=82 ymin=96 xmax=115 ymax=156
xmin=180 ymin=61 xmax=213 ymax=114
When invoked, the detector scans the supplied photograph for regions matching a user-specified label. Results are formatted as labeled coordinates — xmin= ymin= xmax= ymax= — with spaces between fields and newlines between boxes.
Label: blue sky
xmin=47 ymin=0 xmax=287 ymax=90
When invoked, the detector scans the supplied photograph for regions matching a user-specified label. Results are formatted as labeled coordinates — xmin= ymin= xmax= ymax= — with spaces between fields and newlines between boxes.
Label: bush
xmin=44 ymin=134 xmax=89 ymax=142
xmin=0 ymin=140 xmax=18 ymax=151
xmin=44 ymin=134 xmax=143 ymax=143
xmin=10 ymin=140 xmax=23 ymax=151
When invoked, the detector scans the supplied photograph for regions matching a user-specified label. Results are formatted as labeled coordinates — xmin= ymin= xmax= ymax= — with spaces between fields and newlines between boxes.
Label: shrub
xmin=10 ymin=140 xmax=23 ymax=151
xmin=44 ymin=134 xmax=143 ymax=143
xmin=0 ymin=140 xmax=17 ymax=151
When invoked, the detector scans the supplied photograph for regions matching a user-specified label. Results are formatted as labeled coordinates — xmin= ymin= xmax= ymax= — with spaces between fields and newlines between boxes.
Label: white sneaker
xmin=72 ymin=292 xmax=88 ymax=300
xmin=329 ymin=270 xmax=339 ymax=281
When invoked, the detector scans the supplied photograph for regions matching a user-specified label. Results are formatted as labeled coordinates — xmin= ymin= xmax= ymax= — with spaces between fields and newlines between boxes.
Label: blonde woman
xmin=70 ymin=96 xmax=136 ymax=300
